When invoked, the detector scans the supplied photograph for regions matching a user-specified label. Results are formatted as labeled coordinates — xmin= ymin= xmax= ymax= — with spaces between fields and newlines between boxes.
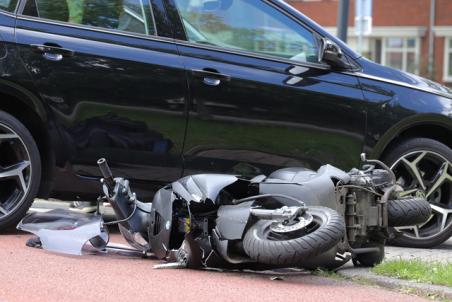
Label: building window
xmin=382 ymin=37 xmax=419 ymax=74
xmin=445 ymin=37 xmax=452 ymax=82
xmin=366 ymin=37 xmax=419 ymax=74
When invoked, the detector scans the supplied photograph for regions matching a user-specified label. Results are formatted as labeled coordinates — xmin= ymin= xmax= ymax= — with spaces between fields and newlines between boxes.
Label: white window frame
xmin=444 ymin=37 xmax=452 ymax=82
xmin=381 ymin=37 xmax=420 ymax=74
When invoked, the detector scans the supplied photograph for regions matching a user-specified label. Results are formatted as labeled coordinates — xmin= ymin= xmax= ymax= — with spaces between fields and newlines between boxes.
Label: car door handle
xmin=31 ymin=43 xmax=75 ymax=61
xmin=191 ymin=69 xmax=231 ymax=86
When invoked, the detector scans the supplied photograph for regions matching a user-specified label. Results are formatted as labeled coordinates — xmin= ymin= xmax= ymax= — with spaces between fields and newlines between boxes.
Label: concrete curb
xmin=337 ymin=267 xmax=452 ymax=300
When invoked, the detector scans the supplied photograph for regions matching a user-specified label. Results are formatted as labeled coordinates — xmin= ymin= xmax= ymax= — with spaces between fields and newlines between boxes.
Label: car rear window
xmin=22 ymin=0 xmax=156 ymax=36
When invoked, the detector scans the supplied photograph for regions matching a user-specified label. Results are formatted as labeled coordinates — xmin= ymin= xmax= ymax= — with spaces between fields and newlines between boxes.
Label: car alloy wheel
xmin=391 ymin=150 xmax=452 ymax=241
xmin=0 ymin=122 xmax=33 ymax=220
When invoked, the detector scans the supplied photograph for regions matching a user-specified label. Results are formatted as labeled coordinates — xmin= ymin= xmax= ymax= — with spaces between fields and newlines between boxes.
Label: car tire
xmin=0 ymin=111 xmax=41 ymax=230
xmin=383 ymin=137 xmax=452 ymax=248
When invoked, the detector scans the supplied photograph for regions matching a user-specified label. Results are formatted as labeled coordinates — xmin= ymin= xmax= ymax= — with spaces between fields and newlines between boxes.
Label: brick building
xmin=287 ymin=0 xmax=452 ymax=86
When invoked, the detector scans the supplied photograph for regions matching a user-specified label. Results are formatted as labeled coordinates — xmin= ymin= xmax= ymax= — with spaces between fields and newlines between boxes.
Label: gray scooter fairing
xmin=260 ymin=165 xmax=351 ymax=209
xmin=150 ymin=174 xmax=243 ymax=260
xmin=164 ymin=165 xmax=350 ymax=243
xmin=17 ymin=209 xmax=108 ymax=255
xmin=172 ymin=174 xmax=240 ymax=203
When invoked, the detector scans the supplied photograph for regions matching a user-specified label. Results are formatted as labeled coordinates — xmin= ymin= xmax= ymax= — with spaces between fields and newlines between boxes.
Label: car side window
xmin=173 ymin=0 xmax=319 ymax=64
xmin=22 ymin=0 xmax=156 ymax=35
xmin=0 ymin=0 xmax=18 ymax=12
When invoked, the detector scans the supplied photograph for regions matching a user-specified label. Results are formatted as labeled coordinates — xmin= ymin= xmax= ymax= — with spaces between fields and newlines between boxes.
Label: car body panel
xmin=177 ymin=42 xmax=367 ymax=176
xmin=0 ymin=0 xmax=448 ymax=201
xmin=14 ymin=10 xmax=188 ymax=198
xmin=0 ymin=11 xmax=48 ymax=120
xmin=353 ymin=58 xmax=452 ymax=157
xmin=165 ymin=0 xmax=368 ymax=176
xmin=357 ymin=57 xmax=452 ymax=98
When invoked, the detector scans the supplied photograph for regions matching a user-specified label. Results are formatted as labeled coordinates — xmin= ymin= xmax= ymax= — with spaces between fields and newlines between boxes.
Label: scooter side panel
xmin=149 ymin=187 xmax=175 ymax=259
xmin=215 ymin=201 xmax=254 ymax=240
xmin=17 ymin=209 xmax=108 ymax=255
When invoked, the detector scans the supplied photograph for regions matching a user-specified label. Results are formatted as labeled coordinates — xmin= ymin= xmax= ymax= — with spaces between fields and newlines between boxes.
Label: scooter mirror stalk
xmin=360 ymin=153 xmax=396 ymax=185
xmin=360 ymin=153 xmax=367 ymax=162
xmin=97 ymin=158 xmax=115 ymax=191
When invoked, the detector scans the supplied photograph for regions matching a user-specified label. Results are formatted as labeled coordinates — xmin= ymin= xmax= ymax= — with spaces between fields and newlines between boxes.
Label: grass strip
xmin=372 ymin=259 xmax=452 ymax=288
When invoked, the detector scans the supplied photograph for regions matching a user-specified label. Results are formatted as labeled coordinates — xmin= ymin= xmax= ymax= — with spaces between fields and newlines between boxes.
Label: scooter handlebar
xmin=97 ymin=158 xmax=115 ymax=190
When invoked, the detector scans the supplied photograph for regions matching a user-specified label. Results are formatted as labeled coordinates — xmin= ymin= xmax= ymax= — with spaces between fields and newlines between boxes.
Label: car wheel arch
xmin=0 ymin=87 xmax=55 ymax=198
xmin=0 ymin=81 xmax=48 ymax=121
xmin=370 ymin=113 xmax=452 ymax=161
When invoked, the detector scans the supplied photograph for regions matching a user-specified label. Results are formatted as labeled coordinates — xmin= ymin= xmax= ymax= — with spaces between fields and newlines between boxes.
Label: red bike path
xmin=0 ymin=232 xmax=429 ymax=302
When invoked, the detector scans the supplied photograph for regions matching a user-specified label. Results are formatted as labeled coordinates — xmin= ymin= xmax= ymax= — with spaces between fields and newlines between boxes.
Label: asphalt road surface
xmin=0 ymin=230 xmax=430 ymax=302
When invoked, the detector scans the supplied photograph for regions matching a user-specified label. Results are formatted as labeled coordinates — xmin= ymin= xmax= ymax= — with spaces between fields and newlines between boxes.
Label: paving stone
xmin=385 ymin=240 xmax=452 ymax=263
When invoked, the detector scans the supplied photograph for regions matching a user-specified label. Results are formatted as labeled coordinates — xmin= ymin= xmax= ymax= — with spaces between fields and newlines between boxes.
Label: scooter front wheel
xmin=242 ymin=206 xmax=345 ymax=266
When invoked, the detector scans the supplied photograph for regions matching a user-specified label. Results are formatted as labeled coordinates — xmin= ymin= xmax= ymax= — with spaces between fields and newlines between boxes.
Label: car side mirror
xmin=319 ymin=38 xmax=352 ymax=70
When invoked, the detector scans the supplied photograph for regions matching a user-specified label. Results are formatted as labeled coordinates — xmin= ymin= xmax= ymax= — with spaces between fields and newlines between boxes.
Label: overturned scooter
xmin=18 ymin=155 xmax=431 ymax=270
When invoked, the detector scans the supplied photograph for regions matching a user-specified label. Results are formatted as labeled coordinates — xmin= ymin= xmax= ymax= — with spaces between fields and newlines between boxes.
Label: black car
xmin=0 ymin=0 xmax=450 ymax=248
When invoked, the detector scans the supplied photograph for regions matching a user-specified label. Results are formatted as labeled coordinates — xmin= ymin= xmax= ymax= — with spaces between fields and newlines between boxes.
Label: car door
xmin=167 ymin=0 xmax=367 ymax=177
xmin=15 ymin=0 xmax=187 ymax=190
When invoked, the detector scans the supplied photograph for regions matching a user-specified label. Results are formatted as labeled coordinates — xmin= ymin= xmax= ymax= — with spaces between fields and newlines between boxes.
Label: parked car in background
xmin=0 ymin=0 xmax=450 ymax=248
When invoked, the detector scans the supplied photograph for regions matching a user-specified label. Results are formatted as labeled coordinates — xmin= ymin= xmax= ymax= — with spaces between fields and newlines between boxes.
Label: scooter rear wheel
xmin=242 ymin=206 xmax=345 ymax=266
xmin=387 ymin=197 xmax=432 ymax=227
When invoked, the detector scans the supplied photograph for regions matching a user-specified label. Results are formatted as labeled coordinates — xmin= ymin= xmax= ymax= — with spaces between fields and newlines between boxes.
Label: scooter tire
xmin=387 ymin=198 xmax=431 ymax=227
xmin=352 ymin=242 xmax=385 ymax=267
xmin=242 ymin=206 xmax=345 ymax=266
